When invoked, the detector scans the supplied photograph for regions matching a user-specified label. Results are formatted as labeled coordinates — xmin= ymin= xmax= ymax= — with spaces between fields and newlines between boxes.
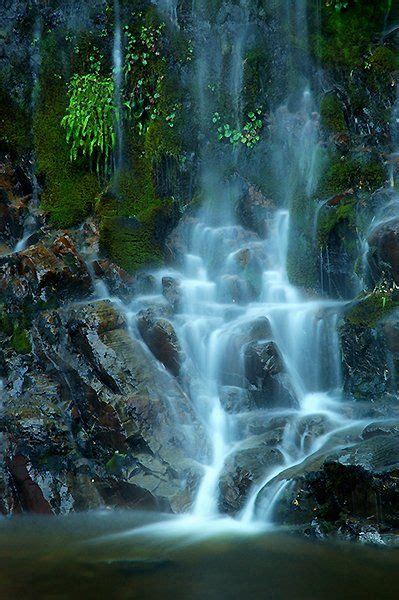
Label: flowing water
xmin=109 ymin=0 xmax=371 ymax=531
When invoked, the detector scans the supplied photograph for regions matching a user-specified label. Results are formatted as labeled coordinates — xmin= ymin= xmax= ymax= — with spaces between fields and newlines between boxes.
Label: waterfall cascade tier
xmin=124 ymin=204 xmax=361 ymax=523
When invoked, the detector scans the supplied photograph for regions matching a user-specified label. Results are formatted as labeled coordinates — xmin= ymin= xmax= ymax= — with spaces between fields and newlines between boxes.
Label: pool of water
xmin=0 ymin=511 xmax=398 ymax=599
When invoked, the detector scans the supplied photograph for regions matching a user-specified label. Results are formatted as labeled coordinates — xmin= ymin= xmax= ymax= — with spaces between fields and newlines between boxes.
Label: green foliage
xmin=123 ymin=18 xmax=166 ymax=135
xmin=213 ymin=109 xmax=264 ymax=148
xmin=61 ymin=65 xmax=116 ymax=178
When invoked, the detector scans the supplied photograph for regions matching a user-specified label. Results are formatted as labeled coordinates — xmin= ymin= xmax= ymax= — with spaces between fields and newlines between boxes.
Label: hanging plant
xmin=61 ymin=62 xmax=117 ymax=178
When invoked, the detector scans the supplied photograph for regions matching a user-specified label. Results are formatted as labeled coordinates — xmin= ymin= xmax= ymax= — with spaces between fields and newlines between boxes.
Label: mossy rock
xmin=11 ymin=325 xmax=31 ymax=354
xmin=317 ymin=199 xmax=357 ymax=248
xmin=320 ymin=93 xmax=347 ymax=134
xmin=99 ymin=199 xmax=175 ymax=273
xmin=34 ymin=34 xmax=100 ymax=228
xmin=0 ymin=82 xmax=30 ymax=158
xmin=345 ymin=292 xmax=399 ymax=328
xmin=321 ymin=155 xmax=386 ymax=196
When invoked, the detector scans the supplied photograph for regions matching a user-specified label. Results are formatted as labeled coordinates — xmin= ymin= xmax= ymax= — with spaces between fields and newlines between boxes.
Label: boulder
xmin=162 ymin=276 xmax=181 ymax=311
xmin=93 ymin=258 xmax=135 ymax=300
xmin=219 ymin=434 xmax=284 ymax=514
xmin=255 ymin=434 xmax=399 ymax=536
xmin=236 ymin=185 xmax=273 ymax=237
xmin=244 ymin=340 xmax=297 ymax=408
xmin=137 ymin=307 xmax=184 ymax=377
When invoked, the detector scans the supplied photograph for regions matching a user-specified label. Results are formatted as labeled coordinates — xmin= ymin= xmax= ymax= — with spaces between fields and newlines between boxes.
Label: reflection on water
xmin=1 ymin=511 xmax=399 ymax=599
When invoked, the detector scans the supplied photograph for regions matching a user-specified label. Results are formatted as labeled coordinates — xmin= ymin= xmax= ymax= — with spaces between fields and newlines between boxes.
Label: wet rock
xmin=236 ymin=185 xmax=273 ymax=237
xmin=340 ymin=312 xmax=397 ymax=406
xmin=162 ymin=276 xmax=181 ymax=311
xmin=219 ymin=435 xmax=284 ymax=514
xmin=368 ymin=218 xmax=399 ymax=286
xmin=93 ymin=258 xmax=135 ymax=301
xmin=0 ymin=233 xmax=93 ymax=311
xmin=27 ymin=300 xmax=204 ymax=512
xmin=219 ymin=386 xmax=255 ymax=414
xmin=257 ymin=434 xmax=399 ymax=535
xmin=137 ymin=308 xmax=184 ymax=377
xmin=244 ymin=340 xmax=297 ymax=408
xmin=220 ymin=274 xmax=249 ymax=305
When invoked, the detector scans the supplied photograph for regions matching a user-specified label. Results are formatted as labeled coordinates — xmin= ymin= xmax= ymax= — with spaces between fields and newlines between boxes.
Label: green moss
xmin=317 ymin=199 xmax=356 ymax=247
xmin=286 ymin=190 xmax=319 ymax=290
xmin=99 ymin=204 xmax=170 ymax=273
xmin=34 ymin=34 xmax=100 ymax=228
xmin=345 ymin=292 xmax=399 ymax=327
xmin=11 ymin=325 xmax=31 ymax=354
xmin=316 ymin=2 xmax=391 ymax=68
xmin=320 ymin=94 xmax=347 ymax=134
xmin=322 ymin=156 xmax=386 ymax=196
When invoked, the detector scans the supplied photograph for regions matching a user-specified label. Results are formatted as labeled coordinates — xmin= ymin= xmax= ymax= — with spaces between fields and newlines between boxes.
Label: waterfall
xmin=119 ymin=0 xmax=377 ymax=529
xmin=113 ymin=0 xmax=124 ymax=176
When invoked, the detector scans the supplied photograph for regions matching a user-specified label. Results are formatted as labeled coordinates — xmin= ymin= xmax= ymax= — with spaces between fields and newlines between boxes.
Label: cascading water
xmin=113 ymin=0 xmax=124 ymax=175
xmin=115 ymin=0 xmax=385 ymax=532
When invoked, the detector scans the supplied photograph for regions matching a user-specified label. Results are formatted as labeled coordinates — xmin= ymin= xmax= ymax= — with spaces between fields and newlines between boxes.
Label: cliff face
xmin=0 ymin=0 xmax=398 ymax=541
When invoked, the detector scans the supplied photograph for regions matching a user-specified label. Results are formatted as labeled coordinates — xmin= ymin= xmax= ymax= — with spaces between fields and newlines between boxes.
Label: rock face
xmin=219 ymin=435 xmax=284 ymax=514
xmin=340 ymin=304 xmax=399 ymax=408
xmin=236 ymin=185 xmax=273 ymax=237
xmin=0 ymin=300 xmax=205 ymax=514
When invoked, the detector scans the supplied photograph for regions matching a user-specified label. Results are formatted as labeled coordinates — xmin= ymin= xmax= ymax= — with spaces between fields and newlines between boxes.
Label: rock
xmin=219 ymin=386 xmax=255 ymax=413
xmin=137 ymin=308 xmax=184 ymax=377
xmin=340 ymin=310 xmax=397 ymax=407
xmin=25 ymin=300 xmax=205 ymax=512
xmin=368 ymin=218 xmax=399 ymax=286
xmin=236 ymin=185 xmax=273 ymax=237
xmin=93 ymin=258 xmax=135 ymax=300
xmin=256 ymin=434 xmax=399 ymax=535
xmin=244 ymin=340 xmax=297 ymax=408
xmin=0 ymin=233 xmax=93 ymax=311
xmin=162 ymin=276 xmax=181 ymax=311
xmin=219 ymin=435 xmax=284 ymax=514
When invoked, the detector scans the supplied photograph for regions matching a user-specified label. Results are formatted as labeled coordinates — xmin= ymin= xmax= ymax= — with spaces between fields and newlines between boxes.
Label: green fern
xmin=61 ymin=69 xmax=117 ymax=178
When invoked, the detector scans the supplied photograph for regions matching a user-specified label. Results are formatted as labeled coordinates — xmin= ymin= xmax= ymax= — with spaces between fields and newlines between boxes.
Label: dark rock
xmin=93 ymin=258 xmax=135 ymax=300
xmin=137 ymin=308 xmax=184 ymax=377
xmin=244 ymin=340 xmax=297 ymax=408
xmin=368 ymin=218 xmax=399 ymax=286
xmin=219 ymin=386 xmax=255 ymax=414
xmin=236 ymin=185 xmax=273 ymax=237
xmin=219 ymin=435 xmax=284 ymax=514
xmin=0 ymin=233 xmax=93 ymax=311
xmin=162 ymin=276 xmax=181 ymax=311
xmin=257 ymin=434 xmax=399 ymax=535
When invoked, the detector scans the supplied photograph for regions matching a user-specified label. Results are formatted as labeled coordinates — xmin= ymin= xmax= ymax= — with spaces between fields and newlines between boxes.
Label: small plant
xmin=61 ymin=62 xmax=117 ymax=177
xmin=124 ymin=19 xmax=165 ymax=135
xmin=325 ymin=0 xmax=349 ymax=11
xmin=213 ymin=108 xmax=264 ymax=148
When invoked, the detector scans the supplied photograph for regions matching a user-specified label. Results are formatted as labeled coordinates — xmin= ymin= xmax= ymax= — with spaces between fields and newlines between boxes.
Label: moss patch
xmin=321 ymin=156 xmax=386 ymax=196
xmin=345 ymin=292 xmax=399 ymax=328
xmin=317 ymin=199 xmax=357 ymax=247
xmin=320 ymin=94 xmax=347 ymax=134
xmin=11 ymin=325 xmax=31 ymax=354
xmin=34 ymin=35 xmax=100 ymax=228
